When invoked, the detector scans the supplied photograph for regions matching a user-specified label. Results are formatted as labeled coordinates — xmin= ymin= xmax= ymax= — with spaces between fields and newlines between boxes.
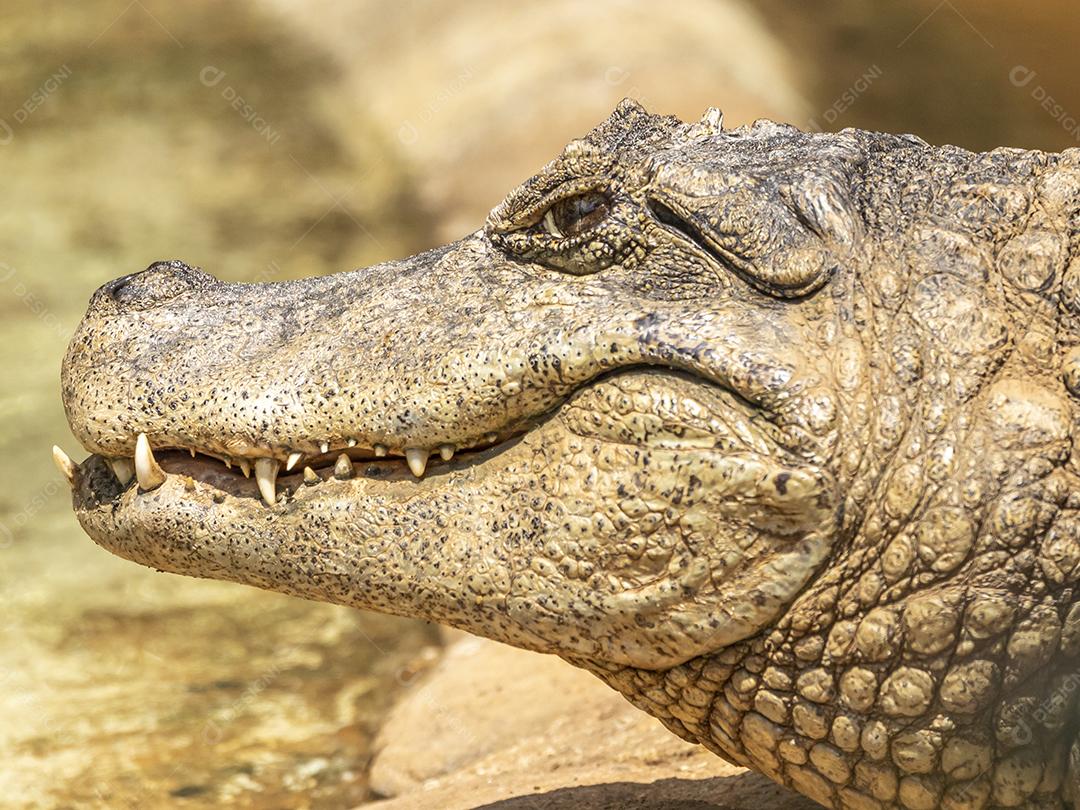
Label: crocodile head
xmin=60 ymin=101 xmax=1080 ymax=807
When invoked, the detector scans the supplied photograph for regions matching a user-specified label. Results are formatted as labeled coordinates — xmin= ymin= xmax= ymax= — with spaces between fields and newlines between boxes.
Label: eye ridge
xmin=541 ymin=191 xmax=611 ymax=239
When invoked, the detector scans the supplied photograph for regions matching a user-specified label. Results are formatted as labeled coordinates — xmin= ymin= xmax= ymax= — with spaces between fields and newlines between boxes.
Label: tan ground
xmin=362 ymin=637 xmax=818 ymax=809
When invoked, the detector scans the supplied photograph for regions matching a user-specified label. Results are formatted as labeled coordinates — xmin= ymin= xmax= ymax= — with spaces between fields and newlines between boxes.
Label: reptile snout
xmin=96 ymin=259 xmax=216 ymax=310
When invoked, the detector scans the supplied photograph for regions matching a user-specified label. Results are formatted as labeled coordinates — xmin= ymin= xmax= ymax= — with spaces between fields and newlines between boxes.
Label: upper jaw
xmin=61 ymin=235 xmax=828 ymax=504
xmin=63 ymin=357 xmax=803 ymax=511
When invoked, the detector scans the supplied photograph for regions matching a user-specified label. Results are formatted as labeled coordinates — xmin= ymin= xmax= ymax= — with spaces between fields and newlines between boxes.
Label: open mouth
xmin=55 ymin=366 xmax=794 ymax=514
xmin=57 ymin=427 xmax=529 ymax=508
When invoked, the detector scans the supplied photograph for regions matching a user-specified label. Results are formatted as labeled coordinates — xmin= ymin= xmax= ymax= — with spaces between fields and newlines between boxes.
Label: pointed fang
xmin=254 ymin=457 xmax=279 ymax=506
xmin=52 ymin=446 xmax=78 ymax=488
xmin=405 ymin=448 xmax=429 ymax=477
xmin=135 ymin=434 xmax=167 ymax=491
xmin=334 ymin=454 xmax=354 ymax=479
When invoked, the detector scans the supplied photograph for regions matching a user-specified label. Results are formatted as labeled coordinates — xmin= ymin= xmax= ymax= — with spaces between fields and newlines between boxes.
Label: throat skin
xmin=57 ymin=100 xmax=1080 ymax=809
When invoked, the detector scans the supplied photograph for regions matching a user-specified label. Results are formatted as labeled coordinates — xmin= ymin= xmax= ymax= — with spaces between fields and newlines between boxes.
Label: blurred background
xmin=1 ymin=1 xmax=1078 ymax=806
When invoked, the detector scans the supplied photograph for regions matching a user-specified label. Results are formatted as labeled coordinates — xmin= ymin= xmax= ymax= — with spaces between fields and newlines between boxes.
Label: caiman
xmin=55 ymin=100 xmax=1080 ymax=809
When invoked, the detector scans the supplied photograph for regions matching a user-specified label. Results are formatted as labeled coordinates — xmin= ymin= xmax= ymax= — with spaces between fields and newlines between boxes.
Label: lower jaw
xmin=70 ymin=431 xmax=528 ymax=583
xmin=68 ymin=406 xmax=604 ymax=647
xmin=69 ymin=403 xmax=834 ymax=673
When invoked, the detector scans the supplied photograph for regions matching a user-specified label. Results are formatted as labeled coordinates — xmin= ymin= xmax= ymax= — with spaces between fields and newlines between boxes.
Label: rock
xmin=368 ymin=634 xmax=603 ymax=796
xmin=364 ymin=637 xmax=816 ymax=810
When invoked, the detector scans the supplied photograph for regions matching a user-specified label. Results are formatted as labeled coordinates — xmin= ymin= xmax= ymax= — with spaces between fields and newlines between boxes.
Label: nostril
xmin=103 ymin=273 xmax=138 ymax=300
xmin=98 ymin=260 xmax=216 ymax=309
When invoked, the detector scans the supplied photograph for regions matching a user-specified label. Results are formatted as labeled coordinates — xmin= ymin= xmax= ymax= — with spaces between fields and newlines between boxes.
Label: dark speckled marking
xmin=774 ymin=472 xmax=790 ymax=495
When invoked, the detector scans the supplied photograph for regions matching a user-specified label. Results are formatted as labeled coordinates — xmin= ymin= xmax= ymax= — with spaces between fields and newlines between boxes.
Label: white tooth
xmin=374 ymin=444 xmax=388 ymax=457
xmin=286 ymin=452 xmax=303 ymax=471
xmin=302 ymin=466 xmax=320 ymax=486
xmin=333 ymin=454 xmax=353 ymax=479
xmin=438 ymin=444 xmax=455 ymax=461
xmin=135 ymin=434 xmax=166 ymax=491
xmin=487 ymin=433 xmax=498 ymax=443
xmin=320 ymin=441 xmax=329 ymax=454
xmin=405 ymin=448 xmax=429 ymax=478
xmin=239 ymin=459 xmax=251 ymax=478
xmin=224 ymin=457 xmax=232 ymax=469
xmin=108 ymin=457 xmax=135 ymax=486
xmin=189 ymin=448 xmax=196 ymax=458
xmin=52 ymin=446 xmax=78 ymax=487
xmin=254 ymin=458 xmax=280 ymax=506
xmin=347 ymin=438 xmax=357 ymax=447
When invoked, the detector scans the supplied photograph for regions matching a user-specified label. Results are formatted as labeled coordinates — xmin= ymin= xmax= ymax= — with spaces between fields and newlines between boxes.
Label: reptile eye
xmin=541 ymin=192 xmax=611 ymax=239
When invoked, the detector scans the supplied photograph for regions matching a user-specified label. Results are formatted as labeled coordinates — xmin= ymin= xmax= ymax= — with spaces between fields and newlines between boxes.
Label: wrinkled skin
xmin=59 ymin=100 xmax=1080 ymax=809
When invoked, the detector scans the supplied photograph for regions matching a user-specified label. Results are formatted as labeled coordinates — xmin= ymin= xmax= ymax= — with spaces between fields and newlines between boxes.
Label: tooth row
xmin=58 ymin=433 xmax=499 ymax=507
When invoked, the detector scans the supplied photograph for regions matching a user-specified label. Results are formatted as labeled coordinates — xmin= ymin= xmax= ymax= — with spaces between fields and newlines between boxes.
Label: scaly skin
xmin=57 ymin=100 xmax=1080 ymax=809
